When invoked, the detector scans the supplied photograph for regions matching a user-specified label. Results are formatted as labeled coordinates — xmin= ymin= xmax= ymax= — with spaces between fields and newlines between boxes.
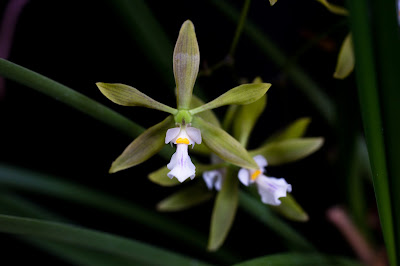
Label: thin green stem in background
xmin=210 ymin=0 xmax=336 ymax=126
xmin=229 ymin=0 xmax=252 ymax=57
xmin=346 ymin=0 xmax=397 ymax=264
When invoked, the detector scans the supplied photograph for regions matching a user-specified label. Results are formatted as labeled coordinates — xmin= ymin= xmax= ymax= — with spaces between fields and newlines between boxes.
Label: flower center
xmin=176 ymin=138 xmax=190 ymax=144
xmin=251 ymin=170 xmax=262 ymax=181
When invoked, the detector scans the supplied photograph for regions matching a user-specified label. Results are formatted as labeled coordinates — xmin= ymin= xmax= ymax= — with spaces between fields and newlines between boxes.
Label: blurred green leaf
xmin=208 ymin=170 xmax=239 ymax=251
xmin=234 ymin=94 xmax=266 ymax=147
xmin=233 ymin=252 xmax=360 ymax=266
xmin=148 ymin=166 xmax=181 ymax=187
xmin=270 ymin=195 xmax=309 ymax=222
xmin=0 ymin=214 xmax=208 ymax=265
xmin=251 ymin=138 xmax=324 ymax=166
xmin=96 ymin=82 xmax=177 ymax=114
xmin=193 ymin=117 xmax=258 ymax=169
xmin=222 ymin=105 xmax=239 ymax=131
xmin=349 ymin=0 xmax=400 ymax=262
xmin=190 ymin=83 xmax=271 ymax=115
xmin=265 ymin=118 xmax=311 ymax=143
xmin=174 ymin=20 xmax=200 ymax=109
xmin=0 ymin=59 xmax=143 ymax=137
xmin=0 ymin=164 xmax=218 ymax=257
xmin=316 ymin=0 xmax=349 ymax=16
xmin=110 ymin=116 xmax=175 ymax=173
xmin=157 ymin=184 xmax=213 ymax=212
xmin=333 ymin=33 xmax=354 ymax=79
xmin=239 ymin=192 xmax=315 ymax=252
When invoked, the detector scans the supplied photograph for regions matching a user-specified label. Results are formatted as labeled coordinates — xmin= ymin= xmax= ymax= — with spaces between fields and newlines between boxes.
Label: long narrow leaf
xmin=234 ymin=252 xmax=360 ymax=266
xmin=346 ymin=0 xmax=398 ymax=264
xmin=0 ymin=214 xmax=208 ymax=266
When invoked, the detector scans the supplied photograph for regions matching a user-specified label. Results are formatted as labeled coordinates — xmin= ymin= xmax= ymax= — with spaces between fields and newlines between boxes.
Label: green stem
xmin=229 ymin=0 xmax=252 ymax=57
xmin=211 ymin=0 xmax=336 ymax=125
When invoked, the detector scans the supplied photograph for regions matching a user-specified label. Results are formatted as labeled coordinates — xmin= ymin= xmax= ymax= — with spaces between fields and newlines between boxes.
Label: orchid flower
xmin=97 ymin=20 xmax=270 ymax=181
xmin=238 ymin=155 xmax=291 ymax=205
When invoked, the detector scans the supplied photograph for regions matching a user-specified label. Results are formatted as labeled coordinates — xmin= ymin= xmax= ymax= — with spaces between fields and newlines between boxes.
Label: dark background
xmin=0 ymin=0 xmax=376 ymax=264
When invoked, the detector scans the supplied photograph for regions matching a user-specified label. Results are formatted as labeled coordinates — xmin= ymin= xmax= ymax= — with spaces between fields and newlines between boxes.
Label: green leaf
xmin=0 ymin=214 xmax=208 ymax=266
xmin=110 ymin=116 xmax=175 ymax=173
xmin=157 ymin=184 xmax=213 ymax=212
xmin=233 ymin=252 xmax=361 ymax=266
xmin=192 ymin=117 xmax=258 ymax=169
xmin=233 ymin=94 xmax=266 ymax=147
xmin=333 ymin=33 xmax=355 ymax=79
xmin=315 ymin=0 xmax=349 ymax=16
xmin=148 ymin=166 xmax=181 ymax=187
xmin=239 ymin=192 xmax=316 ymax=252
xmin=190 ymin=83 xmax=271 ymax=115
xmin=208 ymin=169 xmax=238 ymax=251
xmin=174 ymin=20 xmax=200 ymax=109
xmin=0 ymin=59 xmax=143 ymax=138
xmin=251 ymin=138 xmax=324 ymax=166
xmin=270 ymin=194 xmax=309 ymax=222
xmin=96 ymin=82 xmax=177 ymax=114
xmin=265 ymin=117 xmax=311 ymax=144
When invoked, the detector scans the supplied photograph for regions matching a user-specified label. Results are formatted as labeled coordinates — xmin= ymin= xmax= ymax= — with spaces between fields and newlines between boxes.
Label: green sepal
xmin=250 ymin=137 xmax=324 ymax=166
xmin=333 ymin=33 xmax=355 ymax=79
xmin=265 ymin=117 xmax=311 ymax=144
xmin=96 ymin=83 xmax=177 ymax=114
xmin=269 ymin=0 xmax=278 ymax=6
xmin=174 ymin=20 xmax=200 ymax=109
xmin=109 ymin=116 xmax=175 ymax=173
xmin=189 ymin=83 xmax=271 ymax=115
xmin=208 ymin=168 xmax=238 ymax=251
xmin=148 ymin=166 xmax=181 ymax=187
xmin=270 ymin=194 xmax=309 ymax=222
xmin=192 ymin=117 xmax=258 ymax=169
xmin=233 ymin=93 xmax=267 ymax=147
xmin=157 ymin=184 xmax=213 ymax=212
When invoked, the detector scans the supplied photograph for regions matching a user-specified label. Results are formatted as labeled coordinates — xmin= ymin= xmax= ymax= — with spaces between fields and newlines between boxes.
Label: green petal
xmin=250 ymin=138 xmax=324 ymax=166
xmin=148 ymin=166 xmax=181 ymax=187
xmin=157 ymin=184 xmax=213 ymax=212
xmin=265 ymin=117 xmax=312 ymax=144
xmin=192 ymin=117 xmax=258 ymax=169
xmin=208 ymin=170 xmax=238 ymax=251
xmin=333 ymin=33 xmax=355 ymax=79
xmin=190 ymin=83 xmax=271 ymax=115
xmin=110 ymin=116 xmax=175 ymax=173
xmin=316 ymin=0 xmax=349 ymax=16
xmin=270 ymin=195 xmax=309 ymax=222
xmin=174 ymin=20 xmax=200 ymax=109
xmin=96 ymin=83 xmax=177 ymax=114
xmin=233 ymin=93 xmax=266 ymax=147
